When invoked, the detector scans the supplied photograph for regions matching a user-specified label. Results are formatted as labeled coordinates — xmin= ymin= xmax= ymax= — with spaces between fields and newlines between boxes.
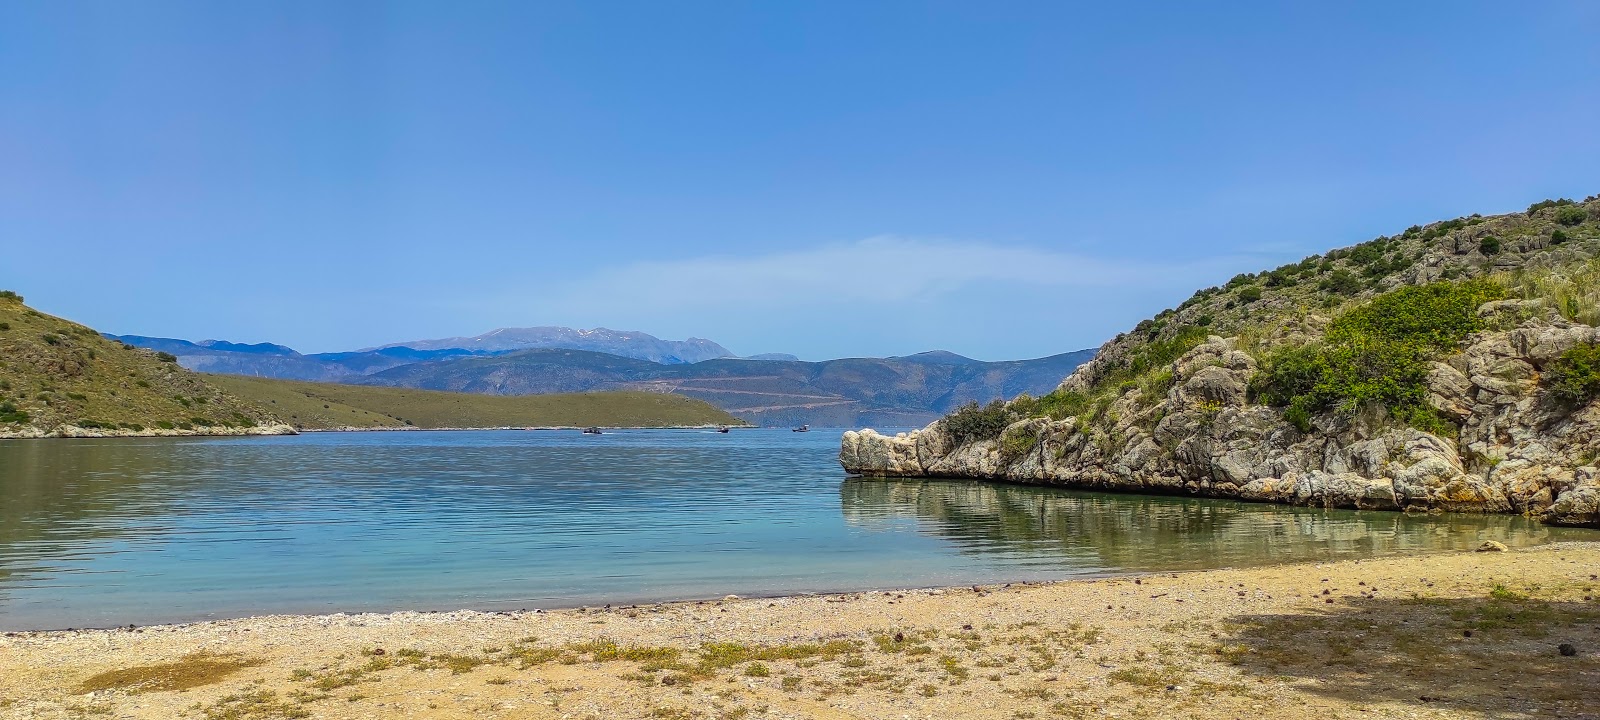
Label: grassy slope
xmin=0 ymin=296 xmax=284 ymax=433
xmin=207 ymin=374 xmax=745 ymax=429
xmin=1064 ymin=195 xmax=1600 ymax=402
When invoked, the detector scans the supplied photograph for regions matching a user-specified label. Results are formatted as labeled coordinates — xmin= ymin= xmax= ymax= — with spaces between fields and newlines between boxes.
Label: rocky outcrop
xmin=0 ymin=423 xmax=299 ymax=440
xmin=841 ymin=310 xmax=1600 ymax=527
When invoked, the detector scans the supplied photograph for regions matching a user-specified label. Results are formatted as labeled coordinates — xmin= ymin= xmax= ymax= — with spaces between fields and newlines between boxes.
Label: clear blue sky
xmin=2 ymin=1 xmax=1596 ymax=360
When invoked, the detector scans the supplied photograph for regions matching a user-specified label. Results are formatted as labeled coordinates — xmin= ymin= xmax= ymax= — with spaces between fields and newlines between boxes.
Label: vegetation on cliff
xmin=1250 ymin=280 xmax=1505 ymax=433
xmin=936 ymin=194 xmax=1600 ymax=445
xmin=1545 ymin=342 xmax=1600 ymax=405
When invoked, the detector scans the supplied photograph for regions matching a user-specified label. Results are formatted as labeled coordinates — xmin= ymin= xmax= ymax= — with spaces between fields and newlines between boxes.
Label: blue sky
xmin=2 ymin=2 xmax=1597 ymax=360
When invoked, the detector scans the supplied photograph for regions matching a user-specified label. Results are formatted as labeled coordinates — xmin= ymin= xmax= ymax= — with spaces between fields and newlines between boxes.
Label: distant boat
xmin=716 ymin=426 xmax=731 ymax=434
xmin=582 ymin=427 xmax=603 ymax=435
xmin=792 ymin=424 xmax=809 ymax=432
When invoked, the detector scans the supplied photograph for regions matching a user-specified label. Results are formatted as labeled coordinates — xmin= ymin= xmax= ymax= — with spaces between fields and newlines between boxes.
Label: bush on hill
xmin=1250 ymin=280 xmax=1506 ymax=433
xmin=1555 ymin=205 xmax=1589 ymax=226
xmin=0 ymin=401 xmax=29 ymax=424
xmin=941 ymin=400 xmax=1014 ymax=443
xmin=1527 ymin=198 xmax=1576 ymax=215
xmin=1479 ymin=236 xmax=1501 ymax=255
xmin=0 ymin=290 xmax=21 ymax=302
xmin=1544 ymin=343 xmax=1600 ymax=405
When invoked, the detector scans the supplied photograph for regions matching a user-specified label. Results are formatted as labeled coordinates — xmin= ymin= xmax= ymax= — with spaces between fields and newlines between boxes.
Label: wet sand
xmin=4 ymin=543 xmax=1598 ymax=720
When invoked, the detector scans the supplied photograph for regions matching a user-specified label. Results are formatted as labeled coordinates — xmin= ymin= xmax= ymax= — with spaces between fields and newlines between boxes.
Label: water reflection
xmin=1 ymin=432 xmax=1594 ymax=630
xmin=840 ymin=478 xmax=1581 ymax=573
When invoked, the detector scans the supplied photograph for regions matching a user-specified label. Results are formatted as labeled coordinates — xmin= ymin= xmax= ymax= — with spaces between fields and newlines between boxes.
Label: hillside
xmin=843 ymin=195 xmax=1600 ymax=527
xmin=0 ymin=294 xmax=291 ymax=438
xmin=104 ymin=334 xmax=498 ymax=382
xmin=207 ymin=375 xmax=744 ymax=430
xmin=354 ymin=348 xmax=1097 ymax=427
xmin=110 ymin=330 xmax=1092 ymax=426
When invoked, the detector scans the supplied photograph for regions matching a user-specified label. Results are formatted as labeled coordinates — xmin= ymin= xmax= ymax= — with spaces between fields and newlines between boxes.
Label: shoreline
xmin=6 ymin=543 xmax=1598 ymax=719
xmin=0 ymin=423 xmax=761 ymax=441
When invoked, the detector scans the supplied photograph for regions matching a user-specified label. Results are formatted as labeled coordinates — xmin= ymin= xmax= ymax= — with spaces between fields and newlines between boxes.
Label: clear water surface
xmin=2 ymin=429 xmax=1594 ymax=630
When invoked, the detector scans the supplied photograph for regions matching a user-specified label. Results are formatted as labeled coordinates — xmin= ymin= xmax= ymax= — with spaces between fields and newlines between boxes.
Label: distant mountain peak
xmin=893 ymin=350 xmax=980 ymax=365
xmin=372 ymin=326 xmax=735 ymax=365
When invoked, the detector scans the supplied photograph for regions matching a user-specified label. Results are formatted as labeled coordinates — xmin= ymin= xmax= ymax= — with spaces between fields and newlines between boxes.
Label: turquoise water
xmin=1 ymin=429 xmax=1594 ymax=630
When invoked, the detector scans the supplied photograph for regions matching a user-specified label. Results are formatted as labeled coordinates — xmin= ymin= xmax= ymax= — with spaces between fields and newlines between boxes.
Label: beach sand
xmin=4 ymin=543 xmax=1598 ymax=720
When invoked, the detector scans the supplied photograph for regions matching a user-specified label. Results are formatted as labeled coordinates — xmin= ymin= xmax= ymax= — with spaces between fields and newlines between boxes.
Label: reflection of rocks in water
xmin=839 ymin=478 xmax=1575 ymax=573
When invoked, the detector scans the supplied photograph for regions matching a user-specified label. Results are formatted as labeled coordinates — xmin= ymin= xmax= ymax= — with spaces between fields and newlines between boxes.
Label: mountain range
xmin=108 ymin=327 xmax=1095 ymax=427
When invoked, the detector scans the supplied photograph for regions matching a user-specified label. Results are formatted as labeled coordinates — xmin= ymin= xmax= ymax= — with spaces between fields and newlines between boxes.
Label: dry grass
xmin=1499 ymin=257 xmax=1600 ymax=326
xmin=76 ymin=653 xmax=264 ymax=694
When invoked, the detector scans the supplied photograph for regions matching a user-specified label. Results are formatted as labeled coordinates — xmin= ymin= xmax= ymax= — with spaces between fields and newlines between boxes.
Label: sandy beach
xmin=3 ymin=543 xmax=1598 ymax=720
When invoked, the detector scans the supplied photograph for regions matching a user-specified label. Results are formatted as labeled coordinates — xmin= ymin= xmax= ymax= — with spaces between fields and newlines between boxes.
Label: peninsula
xmin=843 ymin=197 xmax=1600 ymax=527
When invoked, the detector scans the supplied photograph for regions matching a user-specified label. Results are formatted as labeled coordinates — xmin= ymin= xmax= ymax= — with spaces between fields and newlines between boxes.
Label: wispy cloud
xmin=531 ymin=236 xmax=1220 ymax=313
xmin=459 ymin=236 xmax=1254 ymax=359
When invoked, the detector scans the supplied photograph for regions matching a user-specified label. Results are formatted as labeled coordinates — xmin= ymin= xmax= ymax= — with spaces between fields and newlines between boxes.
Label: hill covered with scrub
xmin=842 ymin=195 xmax=1600 ymax=527
xmin=0 ymin=293 xmax=293 ymax=438
xmin=0 ymin=295 xmax=746 ymax=437
xmin=208 ymin=375 xmax=744 ymax=430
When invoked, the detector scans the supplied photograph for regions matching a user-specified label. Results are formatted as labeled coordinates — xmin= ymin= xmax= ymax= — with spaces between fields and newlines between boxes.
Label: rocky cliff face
xmin=842 ymin=302 xmax=1600 ymax=527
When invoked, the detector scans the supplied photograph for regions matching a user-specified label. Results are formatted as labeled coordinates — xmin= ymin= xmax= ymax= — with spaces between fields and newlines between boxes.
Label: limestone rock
xmin=838 ymin=308 xmax=1600 ymax=528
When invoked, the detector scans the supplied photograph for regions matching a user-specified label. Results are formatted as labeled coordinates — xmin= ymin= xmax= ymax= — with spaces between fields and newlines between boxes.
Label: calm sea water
xmin=2 ymin=429 xmax=1594 ymax=630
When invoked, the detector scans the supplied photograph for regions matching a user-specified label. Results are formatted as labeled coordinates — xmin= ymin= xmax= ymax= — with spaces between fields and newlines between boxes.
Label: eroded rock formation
xmin=842 ymin=304 xmax=1600 ymax=527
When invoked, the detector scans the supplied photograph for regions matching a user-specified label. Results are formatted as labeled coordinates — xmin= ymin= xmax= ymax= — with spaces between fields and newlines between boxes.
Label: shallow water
xmin=1 ymin=429 xmax=1594 ymax=630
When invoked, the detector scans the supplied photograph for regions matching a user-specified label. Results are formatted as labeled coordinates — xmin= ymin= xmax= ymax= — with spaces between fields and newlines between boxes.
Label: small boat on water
xmin=716 ymin=426 xmax=731 ymax=433
xmin=792 ymin=424 xmax=809 ymax=432
xmin=581 ymin=427 xmax=603 ymax=435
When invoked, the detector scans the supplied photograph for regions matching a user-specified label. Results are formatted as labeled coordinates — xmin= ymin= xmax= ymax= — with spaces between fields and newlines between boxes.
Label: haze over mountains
xmin=370 ymin=327 xmax=737 ymax=364
xmin=109 ymin=326 xmax=1095 ymax=427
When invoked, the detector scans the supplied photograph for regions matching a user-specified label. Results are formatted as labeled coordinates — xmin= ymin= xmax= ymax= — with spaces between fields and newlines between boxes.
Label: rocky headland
xmin=844 ymin=197 xmax=1600 ymax=527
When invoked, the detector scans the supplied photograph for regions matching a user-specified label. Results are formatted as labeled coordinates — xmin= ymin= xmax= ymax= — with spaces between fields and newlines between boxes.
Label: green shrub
xmin=0 ymin=290 xmax=21 ymax=302
xmin=41 ymin=333 xmax=62 ymax=346
xmin=155 ymin=420 xmax=175 ymax=430
xmin=1551 ymin=228 xmax=1570 ymax=244
xmin=1479 ymin=236 xmax=1501 ymax=255
xmin=1318 ymin=268 xmax=1363 ymax=296
xmin=999 ymin=423 xmax=1041 ymax=460
xmin=1251 ymin=280 xmax=1504 ymax=433
xmin=155 ymin=352 xmax=178 ymax=363
xmin=1329 ymin=280 xmax=1505 ymax=350
xmin=0 ymin=401 xmax=28 ymax=424
xmin=1555 ymin=205 xmax=1589 ymax=226
xmin=1283 ymin=403 xmax=1312 ymax=433
xmin=1544 ymin=343 xmax=1600 ymax=404
xmin=1238 ymin=286 xmax=1263 ymax=303
xmin=0 ymin=322 xmax=9 ymax=331
xmin=1421 ymin=219 xmax=1466 ymax=241
xmin=1035 ymin=388 xmax=1091 ymax=420
xmin=1527 ymin=198 xmax=1575 ymax=215
xmin=940 ymin=400 xmax=1013 ymax=443
xmin=1122 ymin=325 xmax=1209 ymax=378
xmin=189 ymin=416 xmax=215 ymax=427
